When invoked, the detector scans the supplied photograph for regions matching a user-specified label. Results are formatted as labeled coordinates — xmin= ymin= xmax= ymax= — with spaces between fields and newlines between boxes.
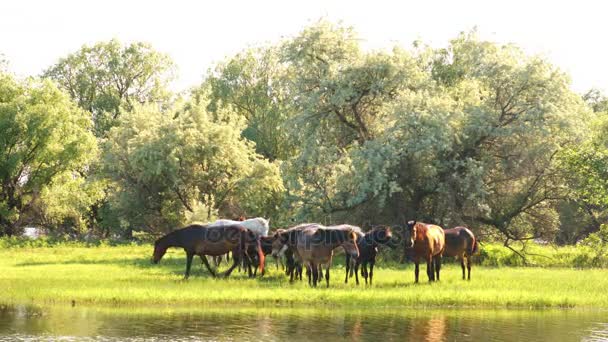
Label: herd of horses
xmin=152 ymin=218 xmax=478 ymax=287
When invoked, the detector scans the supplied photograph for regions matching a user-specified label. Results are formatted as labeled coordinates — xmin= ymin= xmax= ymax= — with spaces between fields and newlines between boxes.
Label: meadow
xmin=0 ymin=241 xmax=606 ymax=309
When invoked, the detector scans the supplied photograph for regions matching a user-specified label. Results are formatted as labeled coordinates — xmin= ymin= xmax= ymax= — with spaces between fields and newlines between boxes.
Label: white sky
xmin=1 ymin=0 xmax=607 ymax=94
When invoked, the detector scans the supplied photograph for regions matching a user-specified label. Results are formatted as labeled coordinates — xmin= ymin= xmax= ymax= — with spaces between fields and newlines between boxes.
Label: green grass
xmin=1 ymin=243 xmax=607 ymax=309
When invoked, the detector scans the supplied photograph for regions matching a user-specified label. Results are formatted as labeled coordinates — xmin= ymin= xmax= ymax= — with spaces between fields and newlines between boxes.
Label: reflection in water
xmin=0 ymin=304 xmax=606 ymax=341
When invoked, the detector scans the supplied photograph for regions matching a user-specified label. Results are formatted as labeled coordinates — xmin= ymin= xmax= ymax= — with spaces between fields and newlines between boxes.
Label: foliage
xmin=0 ymin=72 xmax=98 ymax=236
xmin=43 ymin=39 xmax=175 ymax=137
xmin=202 ymin=46 xmax=295 ymax=161
xmin=100 ymin=102 xmax=284 ymax=233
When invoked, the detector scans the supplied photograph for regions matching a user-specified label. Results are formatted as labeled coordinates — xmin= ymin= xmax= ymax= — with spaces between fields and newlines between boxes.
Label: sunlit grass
xmin=1 ymin=244 xmax=606 ymax=309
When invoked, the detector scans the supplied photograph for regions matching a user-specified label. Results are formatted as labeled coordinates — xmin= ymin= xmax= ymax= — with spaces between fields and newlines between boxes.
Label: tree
xmin=202 ymin=46 xmax=295 ymax=161
xmin=278 ymin=20 xmax=427 ymax=222
xmin=101 ymin=102 xmax=284 ymax=234
xmin=0 ymin=73 xmax=98 ymax=236
xmin=43 ymin=39 xmax=175 ymax=137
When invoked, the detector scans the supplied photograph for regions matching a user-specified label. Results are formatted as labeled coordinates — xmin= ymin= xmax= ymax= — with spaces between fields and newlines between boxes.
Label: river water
xmin=0 ymin=304 xmax=606 ymax=341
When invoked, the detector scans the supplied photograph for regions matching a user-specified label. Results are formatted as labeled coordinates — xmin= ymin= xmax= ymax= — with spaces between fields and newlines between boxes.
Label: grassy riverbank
xmin=0 ymin=243 xmax=606 ymax=309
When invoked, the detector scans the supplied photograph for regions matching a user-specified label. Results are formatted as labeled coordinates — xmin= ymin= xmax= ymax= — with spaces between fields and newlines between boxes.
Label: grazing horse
xmin=443 ymin=226 xmax=478 ymax=280
xmin=404 ymin=220 xmax=445 ymax=283
xmin=296 ymin=226 xmax=360 ymax=287
xmin=345 ymin=226 xmax=393 ymax=286
xmin=152 ymin=224 xmax=264 ymax=279
xmin=208 ymin=217 xmax=270 ymax=266
xmin=243 ymin=235 xmax=274 ymax=276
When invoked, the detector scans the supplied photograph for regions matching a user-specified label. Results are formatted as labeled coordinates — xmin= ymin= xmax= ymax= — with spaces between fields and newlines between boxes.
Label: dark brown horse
xmin=443 ymin=226 xmax=478 ymax=280
xmin=243 ymin=235 xmax=274 ymax=276
xmin=152 ymin=224 xmax=264 ymax=279
xmin=404 ymin=220 xmax=445 ymax=283
xmin=345 ymin=226 xmax=393 ymax=285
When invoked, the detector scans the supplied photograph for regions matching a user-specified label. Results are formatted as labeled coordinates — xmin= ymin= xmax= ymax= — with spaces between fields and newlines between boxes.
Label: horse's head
xmin=373 ymin=226 xmax=393 ymax=245
xmin=271 ymin=229 xmax=288 ymax=257
xmin=404 ymin=220 xmax=417 ymax=249
xmin=152 ymin=238 xmax=168 ymax=264
xmin=341 ymin=229 xmax=360 ymax=259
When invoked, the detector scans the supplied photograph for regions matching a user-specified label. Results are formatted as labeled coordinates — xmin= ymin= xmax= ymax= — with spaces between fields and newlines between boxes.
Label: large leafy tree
xmin=0 ymin=72 xmax=98 ymax=236
xmin=275 ymin=24 xmax=589 ymax=252
xmin=43 ymin=39 xmax=175 ymax=137
xmin=101 ymin=102 xmax=283 ymax=234
xmin=278 ymin=21 xmax=427 ymax=222
xmin=202 ymin=46 xmax=295 ymax=161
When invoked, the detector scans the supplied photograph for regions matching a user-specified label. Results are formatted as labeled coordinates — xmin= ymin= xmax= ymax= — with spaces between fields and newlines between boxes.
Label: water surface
xmin=0 ymin=305 xmax=606 ymax=341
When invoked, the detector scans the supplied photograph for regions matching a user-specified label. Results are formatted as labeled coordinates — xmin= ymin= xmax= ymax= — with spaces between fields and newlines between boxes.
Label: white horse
xmin=207 ymin=217 xmax=270 ymax=236
xmin=207 ymin=217 xmax=270 ymax=268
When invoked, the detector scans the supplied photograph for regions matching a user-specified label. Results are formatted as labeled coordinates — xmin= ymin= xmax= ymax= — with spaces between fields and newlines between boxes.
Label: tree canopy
xmin=0 ymin=22 xmax=604 ymax=251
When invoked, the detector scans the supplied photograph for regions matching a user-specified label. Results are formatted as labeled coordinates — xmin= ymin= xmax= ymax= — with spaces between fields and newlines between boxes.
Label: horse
xmin=243 ymin=235 xmax=275 ymax=276
xmin=152 ymin=224 xmax=264 ymax=279
xmin=404 ymin=220 xmax=445 ymax=283
xmin=296 ymin=226 xmax=360 ymax=287
xmin=345 ymin=226 xmax=393 ymax=286
xmin=271 ymin=225 xmax=316 ymax=283
xmin=443 ymin=226 xmax=478 ymax=280
xmin=208 ymin=217 xmax=270 ymax=266
xmin=208 ymin=217 xmax=270 ymax=236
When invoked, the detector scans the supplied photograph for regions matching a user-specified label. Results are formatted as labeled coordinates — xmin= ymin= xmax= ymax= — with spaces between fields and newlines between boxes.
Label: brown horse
xmin=271 ymin=224 xmax=317 ymax=283
xmin=404 ymin=220 xmax=445 ymax=283
xmin=345 ymin=226 xmax=393 ymax=286
xmin=152 ymin=224 xmax=264 ymax=279
xmin=271 ymin=224 xmax=360 ymax=287
xmin=443 ymin=226 xmax=478 ymax=280
xmin=296 ymin=226 xmax=360 ymax=287
xmin=243 ymin=235 xmax=274 ymax=277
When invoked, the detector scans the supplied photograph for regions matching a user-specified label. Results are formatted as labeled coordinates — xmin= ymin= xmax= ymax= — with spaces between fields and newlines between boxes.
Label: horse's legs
xmin=434 ymin=255 xmax=441 ymax=281
xmin=361 ymin=262 xmax=368 ymax=285
xmin=200 ymin=255 xmax=216 ymax=278
xmin=414 ymin=261 xmax=420 ymax=283
xmin=307 ymin=266 xmax=312 ymax=286
xmin=460 ymin=257 xmax=466 ymax=280
xmin=297 ymin=263 xmax=303 ymax=281
xmin=427 ymin=258 xmax=434 ymax=282
xmin=222 ymin=251 xmax=241 ymax=277
xmin=369 ymin=260 xmax=375 ymax=286
xmin=184 ymin=252 xmax=194 ymax=279
xmin=344 ymin=254 xmax=350 ymax=284
xmin=325 ymin=264 xmax=330 ymax=288
xmin=467 ymin=255 xmax=472 ymax=280
xmin=354 ymin=262 xmax=360 ymax=285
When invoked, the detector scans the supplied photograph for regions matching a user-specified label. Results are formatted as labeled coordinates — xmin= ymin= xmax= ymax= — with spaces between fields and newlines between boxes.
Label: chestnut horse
xmin=404 ymin=220 xmax=445 ymax=282
xmin=152 ymin=224 xmax=264 ymax=279
xmin=345 ymin=226 xmax=393 ymax=285
xmin=443 ymin=226 xmax=478 ymax=280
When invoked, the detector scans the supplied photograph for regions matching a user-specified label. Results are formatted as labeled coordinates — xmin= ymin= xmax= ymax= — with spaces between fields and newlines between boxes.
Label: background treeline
xmin=1 ymin=21 xmax=608 ymax=254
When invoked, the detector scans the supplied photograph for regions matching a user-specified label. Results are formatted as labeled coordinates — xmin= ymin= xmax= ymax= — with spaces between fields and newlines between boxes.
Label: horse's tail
xmin=470 ymin=235 xmax=479 ymax=255
xmin=256 ymin=236 xmax=265 ymax=276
